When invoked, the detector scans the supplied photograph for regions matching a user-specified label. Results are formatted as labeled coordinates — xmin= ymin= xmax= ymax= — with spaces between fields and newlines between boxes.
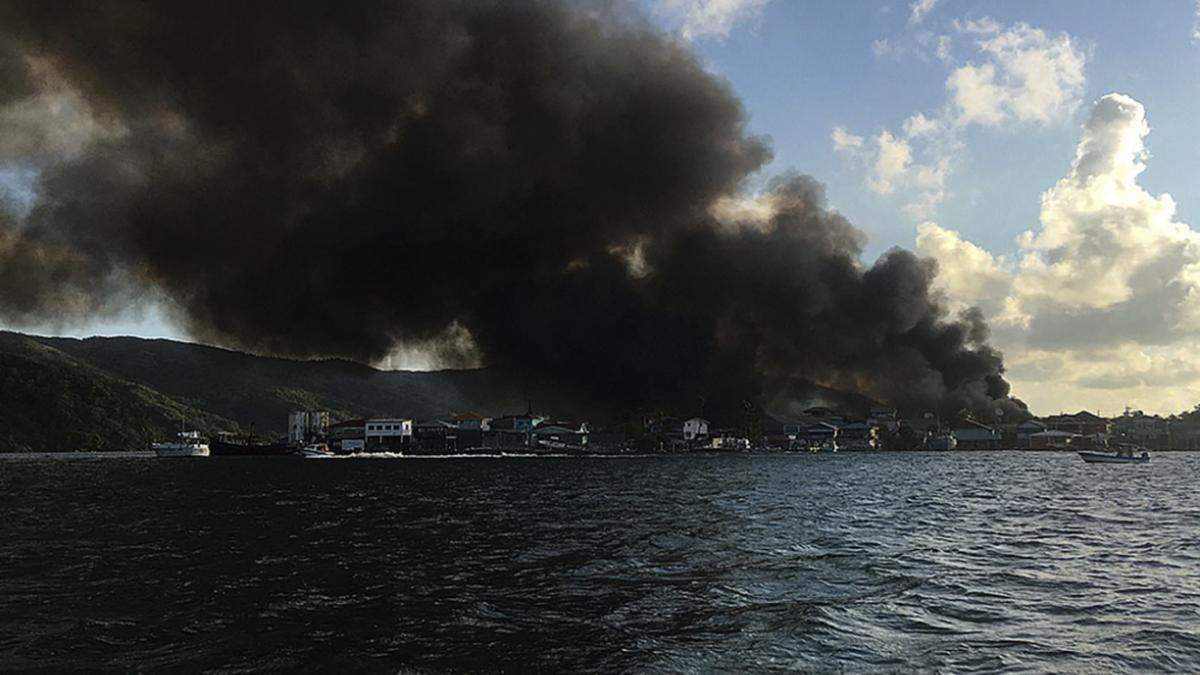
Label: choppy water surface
xmin=3 ymin=452 xmax=1199 ymax=672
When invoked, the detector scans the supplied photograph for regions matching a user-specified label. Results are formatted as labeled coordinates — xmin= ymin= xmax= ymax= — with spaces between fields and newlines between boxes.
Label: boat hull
xmin=153 ymin=445 xmax=210 ymax=458
xmin=294 ymin=443 xmax=334 ymax=458
xmin=1078 ymin=451 xmax=1149 ymax=464
xmin=152 ymin=430 xmax=209 ymax=458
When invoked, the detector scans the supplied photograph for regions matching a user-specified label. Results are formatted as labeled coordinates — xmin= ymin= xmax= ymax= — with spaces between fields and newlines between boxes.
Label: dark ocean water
xmin=2 ymin=451 xmax=1199 ymax=672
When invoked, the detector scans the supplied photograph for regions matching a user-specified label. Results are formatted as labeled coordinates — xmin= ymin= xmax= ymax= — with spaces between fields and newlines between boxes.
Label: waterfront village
xmin=212 ymin=404 xmax=1200 ymax=456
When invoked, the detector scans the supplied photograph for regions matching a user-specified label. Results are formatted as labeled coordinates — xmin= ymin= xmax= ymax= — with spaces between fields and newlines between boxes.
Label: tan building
xmin=1043 ymin=411 xmax=1109 ymax=437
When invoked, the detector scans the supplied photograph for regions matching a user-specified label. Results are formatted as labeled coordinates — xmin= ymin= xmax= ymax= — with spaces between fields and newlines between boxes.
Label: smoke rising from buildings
xmin=0 ymin=0 xmax=1022 ymax=420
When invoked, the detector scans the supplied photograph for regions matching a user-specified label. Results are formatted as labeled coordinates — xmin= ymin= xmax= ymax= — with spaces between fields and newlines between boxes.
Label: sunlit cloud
xmin=1193 ymin=0 xmax=1200 ymax=42
xmin=947 ymin=23 xmax=1086 ymax=127
xmin=653 ymin=0 xmax=771 ymax=40
xmin=835 ymin=18 xmax=1086 ymax=219
xmin=919 ymin=94 xmax=1200 ymax=414
xmin=908 ymin=0 xmax=943 ymax=25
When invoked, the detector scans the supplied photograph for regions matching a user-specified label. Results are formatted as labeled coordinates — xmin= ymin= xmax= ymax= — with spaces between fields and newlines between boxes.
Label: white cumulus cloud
xmin=918 ymin=94 xmax=1200 ymax=414
xmin=654 ymin=0 xmax=770 ymax=40
xmin=835 ymin=18 xmax=1086 ymax=219
xmin=909 ymin=0 xmax=942 ymax=25
xmin=833 ymin=123 xmax=950 ymax=217
xmin=948 ymin=23 xmax=1087 ymax=127
xmin=832 ymin=117 xmax=955 ymax=217
xmin=916 ymin=221 xmax=1012 ymax=317
xmin=1193 ymin=0 xmax=1200 ymax=42
xmin=830 ymin=126 xmax=865 ymax=154
xmin=866 ymin=130 xmax=912 ymax=195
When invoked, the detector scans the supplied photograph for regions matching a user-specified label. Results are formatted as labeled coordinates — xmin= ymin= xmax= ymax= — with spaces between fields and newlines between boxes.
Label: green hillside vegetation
xmin=31 ymin=333 xmax=534 ymax=433
xmin=0 ymin=334 xmax=235 ymax=452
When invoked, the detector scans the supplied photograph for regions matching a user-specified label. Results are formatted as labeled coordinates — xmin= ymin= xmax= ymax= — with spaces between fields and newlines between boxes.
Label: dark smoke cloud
xmin=0 ymin=0 xmax=1024 ymax=421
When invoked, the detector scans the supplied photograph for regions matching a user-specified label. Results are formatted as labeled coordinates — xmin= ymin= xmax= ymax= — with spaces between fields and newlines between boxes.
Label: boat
xmin=152 ymin=430 xmax=210 ymax=458
xmin=1079 ymin=447 xmax=1149 ymax=464
xmin=294 ymin=442 xmax=334 ymax=458
xmin=210 ymin=433 xmax=293 ymax=457
xmin=807 ymin=439 xmax=839 ymax=453
xmin=926 ymin=432 xmax=957 ymax=451
xmin=534 ymin=439 xmax=589 ymax=454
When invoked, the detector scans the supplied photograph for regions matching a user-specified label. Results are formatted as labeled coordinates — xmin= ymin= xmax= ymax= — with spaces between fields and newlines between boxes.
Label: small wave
xmin=8 ymin=450 xmax=1200 ymax=672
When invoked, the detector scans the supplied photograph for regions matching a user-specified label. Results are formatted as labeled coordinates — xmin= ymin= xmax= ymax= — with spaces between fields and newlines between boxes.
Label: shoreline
xmin=4 ymin=448 xmax=1199 ymax=459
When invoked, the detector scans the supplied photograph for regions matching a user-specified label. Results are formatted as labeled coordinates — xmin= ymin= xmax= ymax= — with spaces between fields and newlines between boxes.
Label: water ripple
xmin=2 ymin=451 xmax=1198 ymax=671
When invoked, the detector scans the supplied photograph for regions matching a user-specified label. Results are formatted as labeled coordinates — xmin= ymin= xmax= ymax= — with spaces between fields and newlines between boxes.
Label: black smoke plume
xmin=0 ymin=0 xmax=1024 ymax=421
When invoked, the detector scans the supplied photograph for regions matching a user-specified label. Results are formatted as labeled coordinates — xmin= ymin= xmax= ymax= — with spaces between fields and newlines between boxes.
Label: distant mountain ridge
xmin=0 ymin=331 xmax=531 ymax=451
xmin=0 ymin=333 xmax=236 ymax=452
xmin=32 ymin=333 xmax=537 ymax=430
xmin=0 ymin=331 xmax=885 ymax=452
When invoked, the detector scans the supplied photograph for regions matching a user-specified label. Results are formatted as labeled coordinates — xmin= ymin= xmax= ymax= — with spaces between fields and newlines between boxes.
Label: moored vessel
xmin=1079 ymin=446 xmax=1149 ymax=464
xmin=152 ymin=431 xmax=210 ymax=458
xmin=926 ymin=432 xmax=957 ymax=451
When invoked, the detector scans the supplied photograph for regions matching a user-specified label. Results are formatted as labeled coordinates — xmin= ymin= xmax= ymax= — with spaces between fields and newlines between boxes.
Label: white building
xmin=366 ymin=418 xmax=413 ymax=450
xmin=682 ymin=417 xmax=709 ymax=441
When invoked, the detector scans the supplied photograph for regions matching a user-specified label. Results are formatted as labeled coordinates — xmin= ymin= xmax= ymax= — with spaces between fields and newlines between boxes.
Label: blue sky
xmin=667 ymin=0 xmax=1200 ymax=260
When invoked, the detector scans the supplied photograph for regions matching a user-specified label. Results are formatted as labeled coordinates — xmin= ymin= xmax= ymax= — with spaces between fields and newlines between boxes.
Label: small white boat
xmin=1078 ymin=449 xmax=1149 ymax=464
xmin=295 ymin=442 xmax=334 ymax=458
xmin=153 ymin=430 xmax=210 ymax=458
